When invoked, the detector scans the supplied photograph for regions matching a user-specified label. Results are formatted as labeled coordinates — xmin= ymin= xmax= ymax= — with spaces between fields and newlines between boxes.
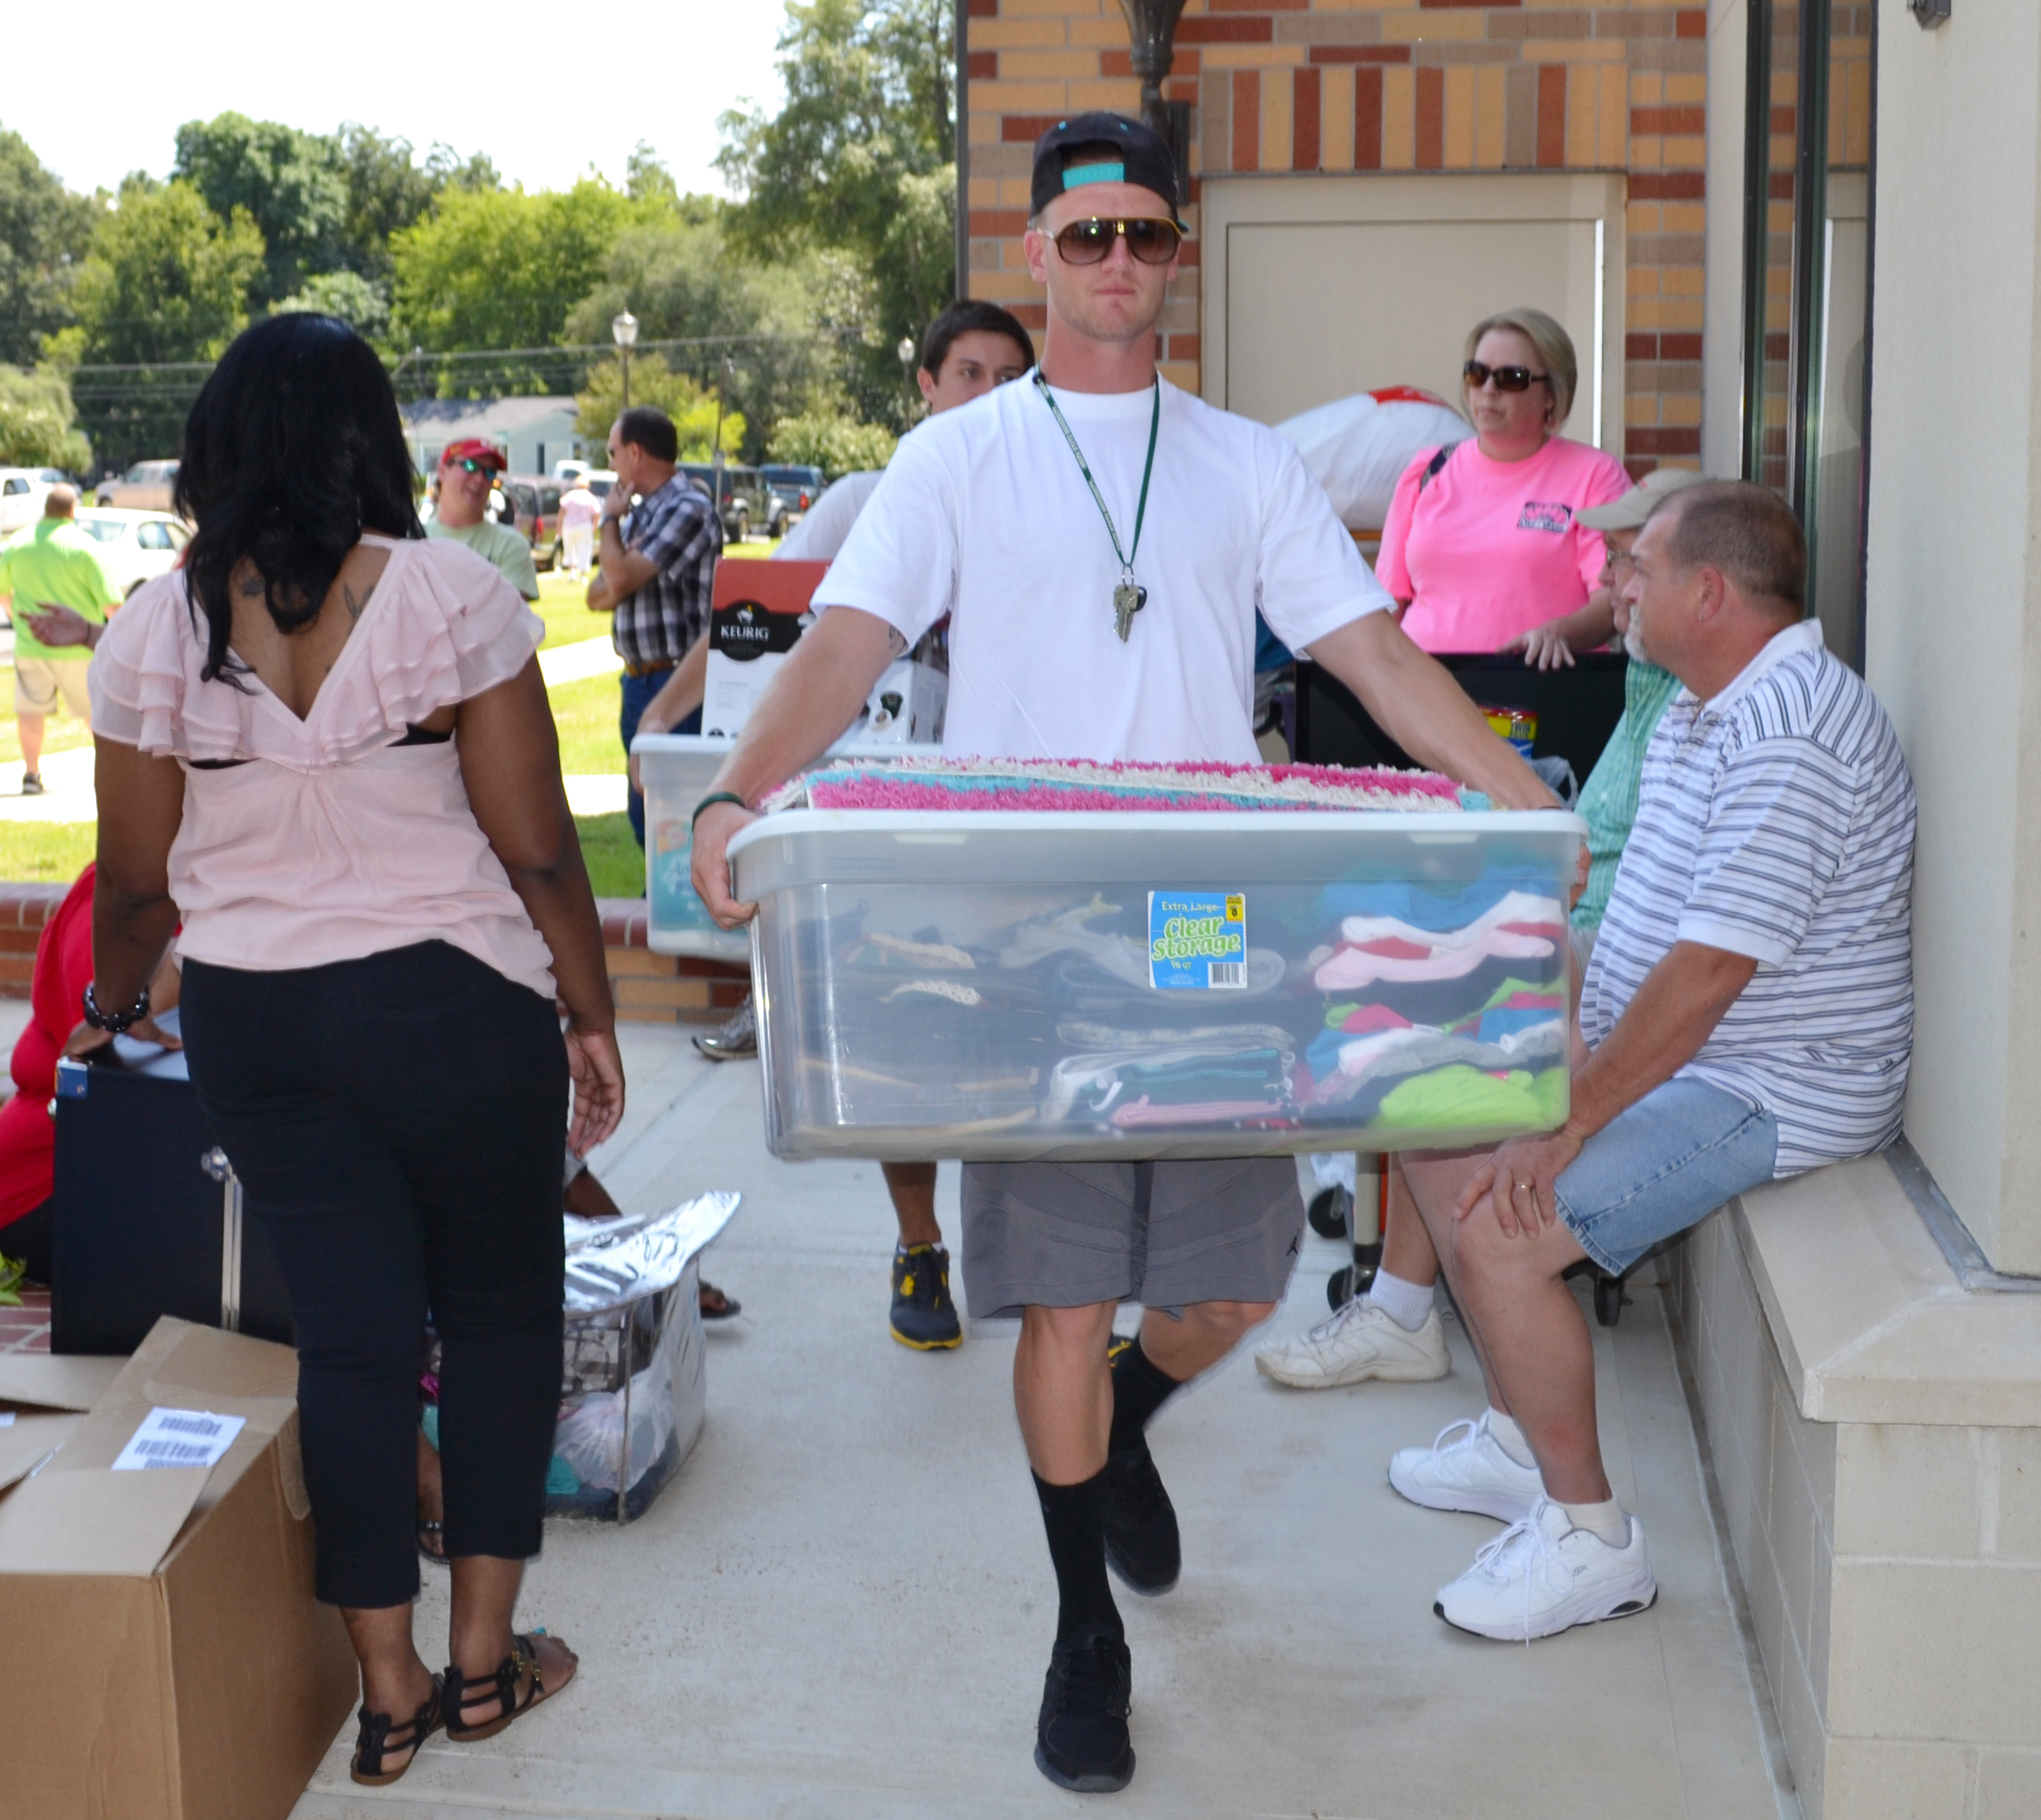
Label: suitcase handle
xmin=200 ymin=1147 xmax=243 ymax=1334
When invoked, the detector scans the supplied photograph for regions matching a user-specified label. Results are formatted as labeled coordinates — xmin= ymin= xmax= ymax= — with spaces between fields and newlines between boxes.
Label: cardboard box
xmin=0 ymin=1318 xmax=357 ymax=1820
xmin=700 ymin=557 xmax=946 ymax=743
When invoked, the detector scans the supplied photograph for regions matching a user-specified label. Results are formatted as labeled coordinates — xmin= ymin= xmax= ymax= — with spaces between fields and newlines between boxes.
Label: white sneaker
xmin=1388 ymin=1412 xmax=1545 ymax=1523
xmin=1433 ymin=1497 xmax=1657 ymax=1642
xmin=1253 ymin=1298 xmax=1450 ymax=1390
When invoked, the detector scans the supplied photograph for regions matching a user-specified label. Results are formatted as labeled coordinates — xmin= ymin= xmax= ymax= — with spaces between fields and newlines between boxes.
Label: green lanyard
xmin=1034 ymin=372 xmax=1161 ymax=641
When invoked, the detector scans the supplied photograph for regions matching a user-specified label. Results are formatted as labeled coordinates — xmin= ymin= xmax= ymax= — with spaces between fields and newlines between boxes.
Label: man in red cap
xmin=427 ymin=439 xmax=538 ymax=599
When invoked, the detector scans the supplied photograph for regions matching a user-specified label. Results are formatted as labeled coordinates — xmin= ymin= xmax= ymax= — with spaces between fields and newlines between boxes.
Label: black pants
xmin=181 ymin=941 xmax=568 ymax=1609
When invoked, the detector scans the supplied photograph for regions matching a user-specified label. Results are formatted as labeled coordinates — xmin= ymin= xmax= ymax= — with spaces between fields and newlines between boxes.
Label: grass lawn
xmin=0 ymin=717 xmax=92 ymax=768
xmin=575 ymin=812 xmax=644 ymax=898
xmin=549 ymin=671 xmax=626 ymax=775
xmin=0 ymin=821 xmax=96 ymax=881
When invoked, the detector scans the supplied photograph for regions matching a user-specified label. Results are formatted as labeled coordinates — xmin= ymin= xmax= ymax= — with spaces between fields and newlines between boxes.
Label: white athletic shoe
xmin=1388 ymin=1412 xmax=1545 ymax=1524
xmin=1433 ymin=1497 xmax=1657 ymax=1642
xmin=1253 ymin=1298 xmax=1450 ymax=1390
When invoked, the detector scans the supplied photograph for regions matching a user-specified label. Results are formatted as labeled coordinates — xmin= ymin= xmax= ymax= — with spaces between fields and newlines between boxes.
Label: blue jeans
xmin=1554 ymin=1077 xmax=1780 ymax=1275
xmin=619 ymin=670 xmax=700 ymax=849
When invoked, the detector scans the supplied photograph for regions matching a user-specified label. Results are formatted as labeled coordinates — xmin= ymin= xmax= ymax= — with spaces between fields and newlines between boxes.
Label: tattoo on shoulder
xmin=887 ymin=628 xmax=908 ymax=657
xmin=342 ymin=581 xmax=374 ymax=624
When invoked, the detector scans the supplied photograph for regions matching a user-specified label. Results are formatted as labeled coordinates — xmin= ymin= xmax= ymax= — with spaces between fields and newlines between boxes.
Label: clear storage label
xmin=1148 ymin=891 xmax=1247 ymax=990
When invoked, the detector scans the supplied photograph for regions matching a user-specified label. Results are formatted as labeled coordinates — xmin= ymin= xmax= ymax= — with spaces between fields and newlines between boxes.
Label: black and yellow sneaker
xmin=889 ymin=1242 xmax=962 ymax=1350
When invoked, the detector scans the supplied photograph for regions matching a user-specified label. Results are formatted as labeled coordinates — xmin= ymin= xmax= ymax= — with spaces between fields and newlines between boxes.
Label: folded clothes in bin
xmin=731 ymin=767 xmax=1585 ymax=1160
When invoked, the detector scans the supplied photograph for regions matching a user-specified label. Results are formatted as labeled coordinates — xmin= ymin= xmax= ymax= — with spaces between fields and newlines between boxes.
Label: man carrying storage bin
xmin=690 ymin=113 xmax=1558 ymax=1794
xmin=1383 ymin=483 xmax=1914 ymax=1643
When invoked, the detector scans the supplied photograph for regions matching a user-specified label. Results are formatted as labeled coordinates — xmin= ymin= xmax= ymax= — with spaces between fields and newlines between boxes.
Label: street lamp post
xmin=897 ymin=335 xmax=919 ymax=411
xmin=611 ymin=309 xmax=639 ymax=411
xmin=710 ymin=352 xmax=734 ymax=514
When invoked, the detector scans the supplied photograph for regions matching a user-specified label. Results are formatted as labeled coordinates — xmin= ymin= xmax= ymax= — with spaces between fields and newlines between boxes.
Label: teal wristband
xmin=691 ymin=791 xmax=750 ymax=830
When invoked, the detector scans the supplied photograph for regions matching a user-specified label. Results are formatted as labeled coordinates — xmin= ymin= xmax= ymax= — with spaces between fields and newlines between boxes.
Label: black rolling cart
xmin=50 ymin=1054 xmax=293 ymax=1355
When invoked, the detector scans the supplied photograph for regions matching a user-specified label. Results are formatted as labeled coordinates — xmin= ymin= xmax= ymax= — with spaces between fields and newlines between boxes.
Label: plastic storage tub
xmin=729 ymin=808 xmax=1586 ymax=1162
xmin=634 ymin=734 xmax=942 ymax=960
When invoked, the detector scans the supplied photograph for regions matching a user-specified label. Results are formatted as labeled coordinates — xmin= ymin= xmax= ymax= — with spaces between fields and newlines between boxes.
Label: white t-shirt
xmin=776 ymin=470 xmax=883 ymax=561
xmin=812 ymin=376 xmax=1391 ymax=763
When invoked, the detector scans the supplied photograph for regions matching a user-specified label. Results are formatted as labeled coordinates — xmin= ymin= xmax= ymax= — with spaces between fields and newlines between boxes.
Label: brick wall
xmin=0 ymin=885 xmax=71 ymax=998
xmin=966 ymin=0 xmax=1710 ymax=476
xmin=598 ymin=901 xmax=750 ymax=1025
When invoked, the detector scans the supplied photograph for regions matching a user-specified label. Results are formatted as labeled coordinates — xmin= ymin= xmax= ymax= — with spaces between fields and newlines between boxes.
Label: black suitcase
xmin=51 ymin=1056 xmax=293 ymax=1354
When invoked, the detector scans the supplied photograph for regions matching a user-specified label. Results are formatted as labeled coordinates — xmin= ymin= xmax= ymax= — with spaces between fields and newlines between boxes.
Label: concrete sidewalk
xmin=291 ymin=1026 xmax=1794 ymax=1820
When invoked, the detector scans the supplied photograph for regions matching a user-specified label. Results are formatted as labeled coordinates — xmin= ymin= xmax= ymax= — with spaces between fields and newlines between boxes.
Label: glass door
xmin=1740 ymin=0 xmax=1875 ymax=669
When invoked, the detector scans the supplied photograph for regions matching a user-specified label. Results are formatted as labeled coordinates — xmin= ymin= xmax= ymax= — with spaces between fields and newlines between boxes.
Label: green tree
xmin=575 ymin=355 xmax=744 ymax=462
xmin=274 ymin=269 xmax=390 ymax=339
xmin=172 ymin=113 xmax=349 ymax=308
xmin=765 ymin=409 xmax=895 ymax=476
xmin=391 ymin=179 xmax=637 ymax=392
xmin=717 ymin=0 xmax=956 ymax=417
xmin=0 ymin=365 xmax=90 ymax=471
xmin=57 ymin=179 xmax=265 ymax=466
xmin=564 ymin=211 xmax=835 ymax=462
xmin=0 ymin=128 xmax=96 ymax=367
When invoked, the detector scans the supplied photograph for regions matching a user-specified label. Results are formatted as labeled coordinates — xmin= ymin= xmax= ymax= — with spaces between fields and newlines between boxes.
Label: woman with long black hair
xmin=87 ymin=313 xmax=622 ymax=1785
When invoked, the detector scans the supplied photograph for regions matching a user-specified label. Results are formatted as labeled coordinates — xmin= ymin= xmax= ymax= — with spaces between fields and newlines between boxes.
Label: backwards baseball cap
xmin=1030 ymin=111 xmax=1183 ymax=225
xmin=441 ymin=438 xmax=507 ymax=472
xmin=1576 ymin=464 xmax=1709 ymax=532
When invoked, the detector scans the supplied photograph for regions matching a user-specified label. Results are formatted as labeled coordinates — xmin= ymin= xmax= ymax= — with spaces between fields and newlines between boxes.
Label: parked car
xmin=98 ymin=460 xmax=180 ymax=512
xmin=761 ymin=463 xmax=827 ymax=524
xmin=70 ymin=509 xmax=191 ymax=596
xmin=679 ymin=461 xmax=781 ymax=542
xmin=500 ymin=473 xmax=564 ymax=571
xmin=0 ymin=468 xmax=67 ymax=536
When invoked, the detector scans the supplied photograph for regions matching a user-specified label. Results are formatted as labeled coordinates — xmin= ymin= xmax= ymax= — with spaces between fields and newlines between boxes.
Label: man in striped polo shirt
xmin=1386 ymin=480 xmax=1915 ymax=1643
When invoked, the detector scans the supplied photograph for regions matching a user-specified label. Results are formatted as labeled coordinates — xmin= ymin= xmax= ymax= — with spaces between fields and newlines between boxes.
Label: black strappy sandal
xmin=444 ymin=1633 xmax=566 ymax=1743
xmin=350 ymin=1672 xmax=444 ymax=1786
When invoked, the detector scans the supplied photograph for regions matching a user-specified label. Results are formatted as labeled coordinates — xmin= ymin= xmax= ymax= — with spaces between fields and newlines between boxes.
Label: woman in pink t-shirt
xmin=1375 ymin=308 xmax=1629 ymax=658
xmin=89 ymin=314 xmax=616 ymax=1786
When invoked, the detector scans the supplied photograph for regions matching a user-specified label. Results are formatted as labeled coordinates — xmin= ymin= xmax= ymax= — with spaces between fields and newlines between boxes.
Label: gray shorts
xmin=959 ymin=1158 xmax=1305 ymax=1320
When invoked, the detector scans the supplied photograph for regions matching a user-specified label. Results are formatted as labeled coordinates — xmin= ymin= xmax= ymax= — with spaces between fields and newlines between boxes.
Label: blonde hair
xmin=1464 ymin=307 xmax=1578 ymax=427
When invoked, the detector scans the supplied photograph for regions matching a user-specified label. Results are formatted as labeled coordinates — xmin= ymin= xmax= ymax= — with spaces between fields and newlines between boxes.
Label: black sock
xmin=1033 ymin=1469 xmax=1122 ymax=1641
xmin=1108 ymin=1334 xmax=1182 ymax=1457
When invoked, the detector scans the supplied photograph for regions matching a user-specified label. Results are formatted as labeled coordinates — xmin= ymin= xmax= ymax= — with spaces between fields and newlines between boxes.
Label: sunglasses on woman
xmin=1463 ymin=361 xmax=1553 ymax=394
xmin=453 ymin=458 xmax=498 ymax=475
xmin=1050 ymin=217 xmax=1184 ymax=267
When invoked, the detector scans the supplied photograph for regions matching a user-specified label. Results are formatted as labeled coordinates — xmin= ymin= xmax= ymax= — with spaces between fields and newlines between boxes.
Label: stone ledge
xmin=1735 ymin=1154 xmax=2041 ymax=1429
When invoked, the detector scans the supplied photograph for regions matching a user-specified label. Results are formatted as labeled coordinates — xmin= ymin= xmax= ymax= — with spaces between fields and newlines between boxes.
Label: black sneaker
xmin=889 ymin=1243 xmax=962 ymax=1350
xmin=1035 ymin=1625 xmax=1135 ymax=1793
xmin=1102 ymin=1443 xmax=1181 ymax=1596
xmin=18 ymin=773 xmax=42 ymax=797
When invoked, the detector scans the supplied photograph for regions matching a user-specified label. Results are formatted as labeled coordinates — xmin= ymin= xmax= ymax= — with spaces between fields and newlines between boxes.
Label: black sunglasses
xmin=1050 ymin=217 xmax=1183 ymax=267
xmin=451 ymin=457 xmax=498 ymax=475
xmin=1463 ymin=361 xmax=1553 ymax=394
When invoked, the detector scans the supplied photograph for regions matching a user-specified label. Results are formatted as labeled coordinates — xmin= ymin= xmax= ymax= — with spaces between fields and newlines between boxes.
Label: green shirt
xmin=1571 ymin=656 xmax=1684 ymax=934
xmin=0 ymin=518 xmax=119 ymax=662
xmin=427 ymin=516 xmax=539 ymax=600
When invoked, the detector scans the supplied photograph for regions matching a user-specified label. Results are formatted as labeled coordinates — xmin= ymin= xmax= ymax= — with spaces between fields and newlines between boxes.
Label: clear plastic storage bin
xmin=634 ymin=734 xmax=942 ymax=960
xmin=729 ymin=808 xmax=1586 ymax=1161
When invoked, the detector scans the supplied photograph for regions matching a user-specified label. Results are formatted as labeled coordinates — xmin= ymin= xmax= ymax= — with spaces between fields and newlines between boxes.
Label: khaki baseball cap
xmin=1576 ymin=464 xmax=1708 ymax=532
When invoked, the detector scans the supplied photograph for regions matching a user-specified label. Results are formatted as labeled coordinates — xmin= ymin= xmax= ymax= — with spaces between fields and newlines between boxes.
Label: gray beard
xmin=1623 ymin=621 xmax=1651 ymax=665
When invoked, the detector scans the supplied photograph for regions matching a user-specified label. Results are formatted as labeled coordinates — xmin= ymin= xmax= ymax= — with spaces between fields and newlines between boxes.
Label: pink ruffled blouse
xmin=89 ymin=532 xmax=558 ymax=999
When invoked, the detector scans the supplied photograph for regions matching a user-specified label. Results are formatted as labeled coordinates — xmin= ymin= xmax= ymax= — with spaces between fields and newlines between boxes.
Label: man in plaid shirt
xmin=587 ymin=405 xmax=723 ymax=844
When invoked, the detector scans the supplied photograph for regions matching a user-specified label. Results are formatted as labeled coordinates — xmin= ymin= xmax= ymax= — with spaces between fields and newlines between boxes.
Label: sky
xmin=6 ymin=0 xmax=786 ymax=199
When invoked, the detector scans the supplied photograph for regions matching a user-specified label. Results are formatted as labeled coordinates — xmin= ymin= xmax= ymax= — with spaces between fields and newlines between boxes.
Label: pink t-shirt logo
xmin=1517 ymin=500 xmax=1574 ymax=534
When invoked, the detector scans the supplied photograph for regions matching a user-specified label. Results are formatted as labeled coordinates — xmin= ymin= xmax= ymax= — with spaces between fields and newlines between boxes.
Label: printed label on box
xmin=1148 ymin=891 xmax=1247 ymax=990
xmin=112 ymin=1406 xmax=247 ymax=1471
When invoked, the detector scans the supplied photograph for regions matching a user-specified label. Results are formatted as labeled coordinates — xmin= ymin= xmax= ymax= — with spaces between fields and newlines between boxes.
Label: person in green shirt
xmin=424 ymin=439 xmax=539 ymax=599
xmin=0 ymin=486 xmax=119 ymax=794
xmin=1568 ymin=466 xmax=1710 ymax=961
